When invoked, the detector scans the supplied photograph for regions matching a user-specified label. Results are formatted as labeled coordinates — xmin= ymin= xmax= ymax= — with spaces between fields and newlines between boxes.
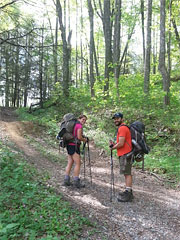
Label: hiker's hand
xmin=109 ymin=140 xmax=114 ymax=149
xmin=56 ymin=135 xmax=60 ymax=140
xmin=83 ymin=136 xmax=89 ymax=142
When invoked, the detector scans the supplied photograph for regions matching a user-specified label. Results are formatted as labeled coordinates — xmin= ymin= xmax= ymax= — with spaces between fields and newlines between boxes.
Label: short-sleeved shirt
xmin=116 ymin=123 xmax=132 ymax=157
xmin=68 ymin=123 xmax=82 ymax=146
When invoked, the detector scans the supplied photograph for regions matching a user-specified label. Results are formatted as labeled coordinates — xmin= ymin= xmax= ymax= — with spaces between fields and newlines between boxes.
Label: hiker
xmin=110 ymin=112 xmax=133 ymax=202
xmin=64 ymin=114 xmax=88 ymax=188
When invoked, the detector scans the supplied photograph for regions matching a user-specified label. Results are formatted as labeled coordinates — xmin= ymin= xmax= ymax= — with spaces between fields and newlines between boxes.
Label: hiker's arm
xmin=77 ymin=128 xmax=87 ymax=142
xmin=111 ymin=136 xmax=125 ymax=150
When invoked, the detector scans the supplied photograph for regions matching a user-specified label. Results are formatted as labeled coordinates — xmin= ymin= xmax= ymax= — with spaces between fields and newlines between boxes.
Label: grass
xmin=0 ymin=142 xmax=95 ymax=240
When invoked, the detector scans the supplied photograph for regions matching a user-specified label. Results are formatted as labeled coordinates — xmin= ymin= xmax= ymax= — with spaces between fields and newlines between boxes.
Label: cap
xmin=112 ymin=112 xmax=123 ymax=119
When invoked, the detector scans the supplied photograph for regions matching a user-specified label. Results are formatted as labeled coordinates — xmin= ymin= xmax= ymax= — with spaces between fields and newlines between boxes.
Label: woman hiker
xmin=64 ymin=114 xmax=88 ymax=188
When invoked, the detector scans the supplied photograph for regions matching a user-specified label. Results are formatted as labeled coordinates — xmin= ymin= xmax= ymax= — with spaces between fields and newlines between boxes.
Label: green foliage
xmin=0 ymin=143 xmax=94 ymax=239
xmin=17 ymin=72 xmax=180 ymax=183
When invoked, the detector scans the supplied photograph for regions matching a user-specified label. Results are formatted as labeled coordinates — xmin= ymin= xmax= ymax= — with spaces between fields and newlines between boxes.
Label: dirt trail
xmin=1 ymin=107 xmax=180 ymax=240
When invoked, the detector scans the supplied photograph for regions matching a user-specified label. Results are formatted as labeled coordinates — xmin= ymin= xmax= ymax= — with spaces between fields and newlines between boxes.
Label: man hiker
xmin=64 ymin=114 xmax=88 ymax=188
xmin=110 ymin=112 xmax=134 ymax=202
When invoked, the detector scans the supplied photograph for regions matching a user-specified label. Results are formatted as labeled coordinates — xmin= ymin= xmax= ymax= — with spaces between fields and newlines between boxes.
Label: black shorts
xmin=67 ymin=145 xmax=80 ymax=155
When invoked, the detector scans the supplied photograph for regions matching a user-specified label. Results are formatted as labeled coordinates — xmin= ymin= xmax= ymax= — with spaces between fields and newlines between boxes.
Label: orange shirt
xmin=116 ymin=123 xmax=132 ymax=156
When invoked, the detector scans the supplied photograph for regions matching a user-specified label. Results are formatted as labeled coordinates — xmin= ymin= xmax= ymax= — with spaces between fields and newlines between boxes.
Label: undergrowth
xmin=0 ymin=142 xmax=95 ymax=239
xmin=16 ymin=73 xmax=180 ymax=183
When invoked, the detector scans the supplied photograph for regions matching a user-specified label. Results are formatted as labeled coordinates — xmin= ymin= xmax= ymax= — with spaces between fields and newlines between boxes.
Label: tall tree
xmin=103 ymin=0 xmax=113 ymax=93
xmin=87 ymin=0 xmax=95 ymax=97
xmin=144 ymin=0 xmax=152 ymax=94
xmin=56 ymin=0 xmax=72 ymax=97
xmin=152 ymin=14 xmax=158 ymax=74
xmin=75 ymin=0 xmax=78 ymax=87
xmin=140 ymin=0 xmax=145 ymax=64
xmin=158 ymin=0 xmax=170 ymax=105
xmin=113 ymin=0 xmax=121 ymax=99
xmin=167 ymin=0 xmax=172 ymax=77
xmin=171 ymin=18 xmax=180 ymax=51
xmin=5 ymin=35 xmax=10 ymax=107
xmin=23 ymin=35 xmax=31 ymax=107
xmin=13 ymin=33 xmax=20 ymax=107
xmin=80 ymin=0 xmax=83 ymax=85
xmin=39 ymin=27 xmax=44 ymax=108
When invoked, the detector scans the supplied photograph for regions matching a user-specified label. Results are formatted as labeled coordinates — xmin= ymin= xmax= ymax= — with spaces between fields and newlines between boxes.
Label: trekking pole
xmin=87 ymin=140 xmax=92 ymax=185
xmin=110 ymin=149 xmax=115 ymax=202
xmin=82 ymin=142 xmax=86 ymax=182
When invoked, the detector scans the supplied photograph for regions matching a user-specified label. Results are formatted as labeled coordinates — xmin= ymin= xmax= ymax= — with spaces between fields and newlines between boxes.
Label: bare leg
xmin=125 ymin=174 xmax=132 ymax=188
xmin=65 ymin=155 xmax=74 ymax=176
xmin=72 ymin=152 xmax=81 ymax=177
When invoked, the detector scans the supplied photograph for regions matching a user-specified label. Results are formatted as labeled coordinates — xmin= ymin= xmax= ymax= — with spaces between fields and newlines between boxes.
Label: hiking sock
xmin=63 ymin=175 xmax=71 ymax=186
xmin=64 ymin=175 xmax=70 ymax=180
xmin=73 ymin=176 xmax=79 ymax=181
xmin=125 ymin=187 xmax=132 ymax=192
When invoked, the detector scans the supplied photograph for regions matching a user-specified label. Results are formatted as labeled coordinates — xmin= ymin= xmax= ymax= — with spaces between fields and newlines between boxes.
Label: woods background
xmin=1 ymin=0 xmax=180 ymax=108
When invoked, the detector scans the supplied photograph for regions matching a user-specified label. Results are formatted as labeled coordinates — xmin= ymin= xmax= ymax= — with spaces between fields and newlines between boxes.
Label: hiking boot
xmin=117 ymin=190 xmax=134 ymax=202
xmin=118 ymin=190 xmax=127 ymax=196
xmin=73 ymin=178 xmax=85 ymax=189
xmin=118 ymin=190 xmax=134 ymax=197
xmin=63 ymin=177 xmax=71 ymax=186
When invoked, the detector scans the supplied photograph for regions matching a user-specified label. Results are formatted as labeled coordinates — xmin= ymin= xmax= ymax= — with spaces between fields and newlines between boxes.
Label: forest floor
xmin=1 ymin=107 xmax=180 ymax=240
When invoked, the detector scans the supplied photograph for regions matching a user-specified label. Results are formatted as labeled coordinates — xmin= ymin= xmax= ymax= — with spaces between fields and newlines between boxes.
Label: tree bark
xmin=5 ymin=36 xmax=10 ymax=107
xmin=167 ymin=0 xmax=172 ymax=77
xmin=13 ymin=33 xmax=20 ymax=107
xmin=113 ymin=0 xmax=121 ymax=99
xmin=152 ymin=14 xmax=158 ymax=74
xmin=56 ymin=0 xmax=71 ymax=97
xmin=39 ymin=27 xmax=44 ymax=108
xmin=158 ymin=0 xmax=170 ymax=105
xmin=171 ymin=18 xmax=180 ymax=51
xmin=140 ymin=0 xmax=145 ymax=65
xmin=103 ymin=0 xmax=113 ymax=93
xmin=144 ymin=0 xmax=152 ymax=94
xmin=87 ymin=0 xmax=95 ymax=97
xmin=23 ymin=35 xmax=31 ymax=107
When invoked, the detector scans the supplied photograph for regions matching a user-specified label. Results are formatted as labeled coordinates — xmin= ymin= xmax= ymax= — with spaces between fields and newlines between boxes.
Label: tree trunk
xmin=68 ymin=0 xmax=72 ymax=83
xmin=171 ymin=18 xmax=180 ymax=51
xmin=5 ymin=38 xmax=10 ymax=107
xmin=152 ymin=14 xmax=158 ymax=74
xmin=56 ymin=0 xmax=72 ymax=97
xmin=140 ymin=0 xmax=145 ymax=64
xmin=54 ymin=15 xmax=58 ymax=83
xmin=167 ymin=0 xmax=172 ymax=77
xmin=13 ymin=35 xmax=20 ymax=107
xmin=144 ymin=0 xmax=152 ymax=94
xmin=75 ymin=0 xmax=78 ymax=87
xmin=103 ymin=0 xmax=113 ymax=93
xmin=87 ymin=0 xmax=95 ymax=97
xmin=119 ymin=23 xmax=135 ymax=72
xmin=23 ymin=35 xmax=31 ymax=107
xmin=39 ymin=27 xmax=44 ymax=108
xmin=158 ymin=0 xmax=170 ymax=105
xmin=113 ymin=0 xmax=121 ymax=99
